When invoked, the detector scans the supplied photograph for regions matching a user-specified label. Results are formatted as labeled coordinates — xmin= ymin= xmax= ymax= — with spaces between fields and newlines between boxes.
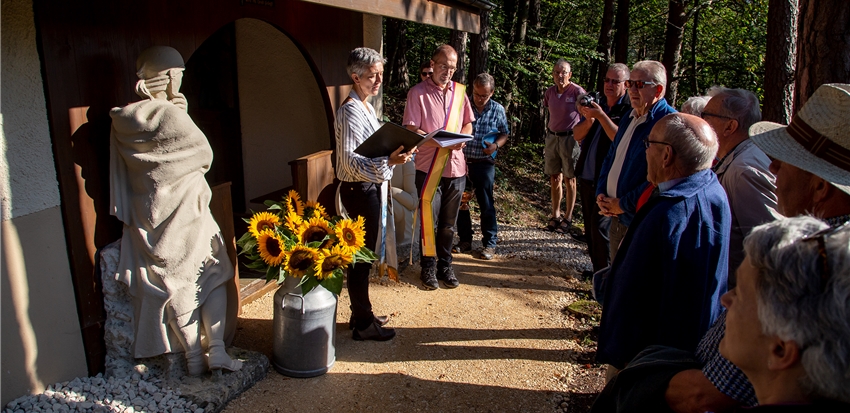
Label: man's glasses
xmin=643 ymin=138 xmax=673 ymax=149
xmin=625 ymin=80 xmax=658 ymax=89
xmin=701 ymin=112 xmax=732 ymax=120
xmin=800 ymin=222 xmax=849 ymax=286
xmin=603 ymin=78 xmax=625 ymax=84
xmin=421 ymin=72 xmax=433 ymax=77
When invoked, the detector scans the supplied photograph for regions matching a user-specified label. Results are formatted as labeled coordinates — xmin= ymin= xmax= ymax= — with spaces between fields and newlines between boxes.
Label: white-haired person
xmin=720 ymin=216 xmax=850 ymax=411
xmin=335 ymin=47 xmax=416 ymax=341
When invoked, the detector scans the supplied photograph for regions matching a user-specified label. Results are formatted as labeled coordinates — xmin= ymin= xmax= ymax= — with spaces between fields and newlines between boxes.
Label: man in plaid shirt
xmin=454 ymin=73 xmax=510 ymax=260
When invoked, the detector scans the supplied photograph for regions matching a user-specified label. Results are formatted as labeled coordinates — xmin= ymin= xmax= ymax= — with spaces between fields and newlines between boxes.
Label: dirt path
xmin=224 ymin=230 xmax=605 ymax=412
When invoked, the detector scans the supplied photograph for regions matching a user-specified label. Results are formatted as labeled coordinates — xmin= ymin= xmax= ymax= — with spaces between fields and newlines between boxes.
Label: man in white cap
xmin=659 ymin=83 xmax=850 ymax=413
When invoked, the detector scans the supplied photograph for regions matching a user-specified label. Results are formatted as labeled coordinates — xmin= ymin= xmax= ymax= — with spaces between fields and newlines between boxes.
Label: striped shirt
xmin=334 ymin=93 xmax=394 ymax=184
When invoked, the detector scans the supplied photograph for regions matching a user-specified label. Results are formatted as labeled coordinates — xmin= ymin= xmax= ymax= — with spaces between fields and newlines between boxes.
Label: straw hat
xmin=749 ymin=83 xmax=850 ymax=195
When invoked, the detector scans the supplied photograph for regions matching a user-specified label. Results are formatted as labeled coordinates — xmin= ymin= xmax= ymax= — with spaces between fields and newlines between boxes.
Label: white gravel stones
xmin=3 ymin=373 xmax=202 ymax=413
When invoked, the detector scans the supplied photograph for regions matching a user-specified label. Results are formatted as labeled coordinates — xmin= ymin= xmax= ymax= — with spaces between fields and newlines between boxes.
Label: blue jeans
xmin=415 ymin=171 xmax=465 ymax=269
xmin=458 ymin=161 xmax=498 ymax=248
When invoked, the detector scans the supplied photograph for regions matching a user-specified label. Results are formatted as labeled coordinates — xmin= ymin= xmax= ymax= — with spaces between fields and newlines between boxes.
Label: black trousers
xmin=415 ymin=171 xmax=466 ymax=269
xmin=339 ymin=181 xmax=381 ymax=330
xmin=578 ymin=178 xmax=611 ymax=272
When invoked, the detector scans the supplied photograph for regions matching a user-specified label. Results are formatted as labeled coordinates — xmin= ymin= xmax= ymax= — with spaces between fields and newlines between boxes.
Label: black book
xmin=354 ymin=123 xmax=473 ymax=158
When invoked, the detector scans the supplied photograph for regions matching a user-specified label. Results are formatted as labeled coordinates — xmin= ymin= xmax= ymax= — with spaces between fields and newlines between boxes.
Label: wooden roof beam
xmin=299 ymin=0 xmax=482 ymax=33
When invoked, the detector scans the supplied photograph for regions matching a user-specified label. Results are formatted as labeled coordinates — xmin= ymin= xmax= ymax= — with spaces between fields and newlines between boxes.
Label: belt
xmin=548 ymin=129 xmax=573 ymax=137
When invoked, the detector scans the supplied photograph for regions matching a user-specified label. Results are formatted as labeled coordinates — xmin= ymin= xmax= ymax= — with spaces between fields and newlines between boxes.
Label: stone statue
xmin=109 ymin=46 xmax=242 ymax=375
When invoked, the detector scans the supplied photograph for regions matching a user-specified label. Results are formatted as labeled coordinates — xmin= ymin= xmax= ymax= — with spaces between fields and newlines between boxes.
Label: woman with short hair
xmin=335 ymin=47 xmax=415 ymax=341
xmin=720 ymin=216 xmax=850 ymax=411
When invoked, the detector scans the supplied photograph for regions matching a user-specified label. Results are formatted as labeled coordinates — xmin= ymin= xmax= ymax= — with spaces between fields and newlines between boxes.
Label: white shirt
xmin=606 ymin=110 xmax=647 ymax=196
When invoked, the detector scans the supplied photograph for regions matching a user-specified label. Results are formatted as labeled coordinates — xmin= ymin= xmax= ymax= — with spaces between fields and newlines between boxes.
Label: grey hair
xmin=346 ymin=47 xmax=385 ymax=78
xmin=713 ymin=87 xmax=762 ymax=132
xmin=743 ymin=216 xmax=850 ymax=402
xmin=554 ymin=59 xmax=571 ymax=73
xmin=663 ymin=113 xmax=718 ymax=172
xmin=680 ymin=96 xmax=711 ymax=116
xmin=632 ymin=60 xmax=667 ymax=94
xmin=473 ymin=73 xmax=495 ymax=91
xmin=607 ymin=63 xmax=629 ymax=79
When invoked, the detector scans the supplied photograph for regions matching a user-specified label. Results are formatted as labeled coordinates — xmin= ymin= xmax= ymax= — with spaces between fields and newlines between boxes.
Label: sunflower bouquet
xmin=236 ymin=190 xmax=376 ymax=295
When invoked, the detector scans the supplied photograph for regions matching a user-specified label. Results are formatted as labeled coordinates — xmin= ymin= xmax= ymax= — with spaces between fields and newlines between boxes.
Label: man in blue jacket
xmin=596 ymin=60 xmax=677 ymax=261
xmin=596 ymin=113 xmax=731 ymax=377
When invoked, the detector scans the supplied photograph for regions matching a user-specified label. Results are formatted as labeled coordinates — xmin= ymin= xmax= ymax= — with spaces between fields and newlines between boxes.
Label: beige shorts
xmin=544 ymin=130 xmax=580 ymax=178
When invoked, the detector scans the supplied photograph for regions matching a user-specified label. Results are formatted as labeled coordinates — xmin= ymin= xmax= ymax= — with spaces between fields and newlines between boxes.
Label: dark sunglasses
xmin=800 ymin=222 xmax=849 ymax=286
xmin=421 ymin=71 xmax=433 ymax=77
xmin=603 ymin=78 xmax=625 ymax=84
xmin=625 ymin=80 xmax=658 ymax=89
xmin=643 ymin=138 xmax=673 ymax=149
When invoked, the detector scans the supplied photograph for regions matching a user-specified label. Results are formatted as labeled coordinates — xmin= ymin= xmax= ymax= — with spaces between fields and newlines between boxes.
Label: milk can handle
xmin=282 ymin=293 xmax=305 ymax=315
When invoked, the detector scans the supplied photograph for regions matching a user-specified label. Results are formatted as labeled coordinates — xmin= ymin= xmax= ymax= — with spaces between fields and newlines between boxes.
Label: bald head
xmin=646 ymin=114 xmax=719 ymax=184
xmin=430 ymin=44 xmax=458 ymax=88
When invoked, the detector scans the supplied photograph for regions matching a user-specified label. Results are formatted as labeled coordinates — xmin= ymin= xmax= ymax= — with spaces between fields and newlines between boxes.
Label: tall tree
xmin=450 ymin=30 xmax=468 ymax=84
xmin=794 ymin=0 xmax=850 ymax=109
xmin=385 ymin=19 xmax=409 ymax=89
xmin=591 ymin=0 xmax=617 ymax=91
xmin=763 ymin=0 xmax=798 ymax=124
xmin=469 ymin=11 xmax=491 ymax=79
xmin=662 ymin=0 xmax=689 ymax=104
xmin=613 ymin=0 xmax=630 ymax=63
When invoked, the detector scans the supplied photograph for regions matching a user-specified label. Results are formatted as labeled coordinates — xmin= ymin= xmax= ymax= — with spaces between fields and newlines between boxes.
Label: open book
xmin=354 ymin=122 xmax=473 ymax=158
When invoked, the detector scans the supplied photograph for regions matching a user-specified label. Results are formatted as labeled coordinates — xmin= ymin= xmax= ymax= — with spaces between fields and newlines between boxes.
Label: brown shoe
xmin=478 ymin=247 xmax=495 ymax=260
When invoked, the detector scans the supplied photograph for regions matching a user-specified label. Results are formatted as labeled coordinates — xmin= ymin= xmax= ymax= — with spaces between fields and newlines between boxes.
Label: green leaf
xmin=320 ymin=271 xmax=344 ymax=296
xmin=299 ymin=275 xmax=320 ymax=295
xmin=265 ymin=265 xmax=278 ymax=283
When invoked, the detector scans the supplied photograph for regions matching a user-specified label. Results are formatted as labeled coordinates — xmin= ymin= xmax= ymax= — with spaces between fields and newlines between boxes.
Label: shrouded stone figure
xmin=109 ymin=46 xmax=242 ymax=375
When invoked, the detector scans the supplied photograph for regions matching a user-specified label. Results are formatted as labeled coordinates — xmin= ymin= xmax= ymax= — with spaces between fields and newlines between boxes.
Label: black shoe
xmin=352 ymin=321 xmax=396 ymax=341
xmin=421 ymin=266 xmax=439 ymax=290
xmin=571 ymin=232 xmax=588 ymax=243
xmin=581 ymin=270 xmax=594 ymax=281
xmin=348 ymin=315 xmax=390 ymax=330
xmin=452 ymin=241 xmax=472 ymax=253
xmin=437 ymin=266 xmax=460 ymax=289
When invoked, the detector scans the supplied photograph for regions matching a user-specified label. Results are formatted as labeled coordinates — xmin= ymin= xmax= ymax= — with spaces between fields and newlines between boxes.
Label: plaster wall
xmin=1 ymin=0 xmax=88 ymax=405
xmin=235 ymin=18 xmax=330 ymax=209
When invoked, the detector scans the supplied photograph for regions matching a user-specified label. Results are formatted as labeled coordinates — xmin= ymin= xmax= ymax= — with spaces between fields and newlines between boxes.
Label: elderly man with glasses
xmin=595 ymin=113 xmax=731 ymax=382
xmin=595 ymin=60 xmax=678 ymax=263
xmin=571 ymin=63 xmax=632 ymax=277
xmin=701 ymin=88 xmax=778 ymax=286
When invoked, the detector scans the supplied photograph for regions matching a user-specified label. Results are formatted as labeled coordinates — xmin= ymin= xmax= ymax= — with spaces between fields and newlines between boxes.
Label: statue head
xmin=134 ymin=46 xmax=186 ymax=103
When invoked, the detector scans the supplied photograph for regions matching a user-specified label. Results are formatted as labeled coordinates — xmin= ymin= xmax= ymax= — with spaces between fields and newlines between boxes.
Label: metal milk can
xmin=272 ymin=276 xmax=338 ymax=377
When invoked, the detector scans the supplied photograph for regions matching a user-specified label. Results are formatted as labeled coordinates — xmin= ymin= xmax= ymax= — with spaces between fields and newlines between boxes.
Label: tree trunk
xmin=613 ymin=0 xmax=631 ymax=63
xmin=689 ymin=8 xmax=699 ymax=95
xmin=384 ymin=18 xmax=409 ymax=89
xmin=528 ymin=0 xmax=545 ymax=142
xmin=469 ymin=10 xmax=491 ymax=78
xmin=450 ymin=30 xmax=468 ymax=84
xmin=763 ymin=0 xmax=798 ymax=124
xmin=794 ymin=0 xmax=849 ymax=110
xmin=662 ymin=0 xmax=688 ymax=104
xmin=513 ymin=0 xmax=530 ymax=46
xmin=592 ymin=0 xmax=617 ymax=91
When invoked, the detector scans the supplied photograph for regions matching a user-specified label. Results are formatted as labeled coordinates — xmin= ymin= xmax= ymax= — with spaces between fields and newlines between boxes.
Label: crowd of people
xmin=334 ymin=44 xmax=850 ymax=410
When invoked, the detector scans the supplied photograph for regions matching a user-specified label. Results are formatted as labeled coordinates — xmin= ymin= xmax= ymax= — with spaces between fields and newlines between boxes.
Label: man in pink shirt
xmin=403 ymin=44 xmax=475 ymax=290
xmin=544 ymin=59 xmax=586 ymax=234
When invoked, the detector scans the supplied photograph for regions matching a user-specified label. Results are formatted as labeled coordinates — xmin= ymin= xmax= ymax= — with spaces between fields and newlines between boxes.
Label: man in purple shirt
xmin=543 ymin=59 xmax=586 ymax=234
xmin=402 ymin=44 xmax=475 ymax=290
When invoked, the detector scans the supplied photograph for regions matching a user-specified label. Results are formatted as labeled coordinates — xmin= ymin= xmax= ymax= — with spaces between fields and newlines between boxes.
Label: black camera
xmin=578 ymin=91 xmax=602 ymax=107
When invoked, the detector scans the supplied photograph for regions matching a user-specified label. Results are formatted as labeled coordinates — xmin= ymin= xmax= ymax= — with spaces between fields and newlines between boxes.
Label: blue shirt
xmin=465 ymin=99 xmax=510 ymax=161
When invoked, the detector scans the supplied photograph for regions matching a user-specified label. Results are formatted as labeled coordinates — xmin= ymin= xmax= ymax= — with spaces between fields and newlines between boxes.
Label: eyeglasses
xmin=643 ymin=138 xmax=673 ymax=149
xmin=421 ymin=72 xmax=433 ymax=77
xmin=800 ymin=222 xmax=849 ymax=287
xmin=625 ymin=80 xmax=659 ymax=89
xmin=603 ymin=78 xmax=625 ymax=85
xmin=701 ymin=111 xmax=732 ymax=120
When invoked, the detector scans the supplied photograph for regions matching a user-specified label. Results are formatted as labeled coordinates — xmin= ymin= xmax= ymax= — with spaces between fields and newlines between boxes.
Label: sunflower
xmin=298 ymin=216 xmax=333 ymax=247
xmin=284 ymin=190 xmax=304 ymax=216
xmin=285 ymin=244 xmax=323 ymax=277
xmin=249 ymin=211 xmax=281 ymax=239
xmin=284 ymin=211 xmax=304 ymax=233
xmin=319 ymin=244 xmax=353 ymax=279
xmin=257 ymin=231 xmax=287 ymax=267
xmin=305 ymin=200 xmax=330 ymax=219
xmin=335 ymin=217 xmax=366 ymax=250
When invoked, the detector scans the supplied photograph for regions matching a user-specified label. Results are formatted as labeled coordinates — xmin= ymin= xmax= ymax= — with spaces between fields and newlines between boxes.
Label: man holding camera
xmin=543 ymin=59 xmax=586 ymax=234
xmin=572 ymin=63 xmax=631 ymax=277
